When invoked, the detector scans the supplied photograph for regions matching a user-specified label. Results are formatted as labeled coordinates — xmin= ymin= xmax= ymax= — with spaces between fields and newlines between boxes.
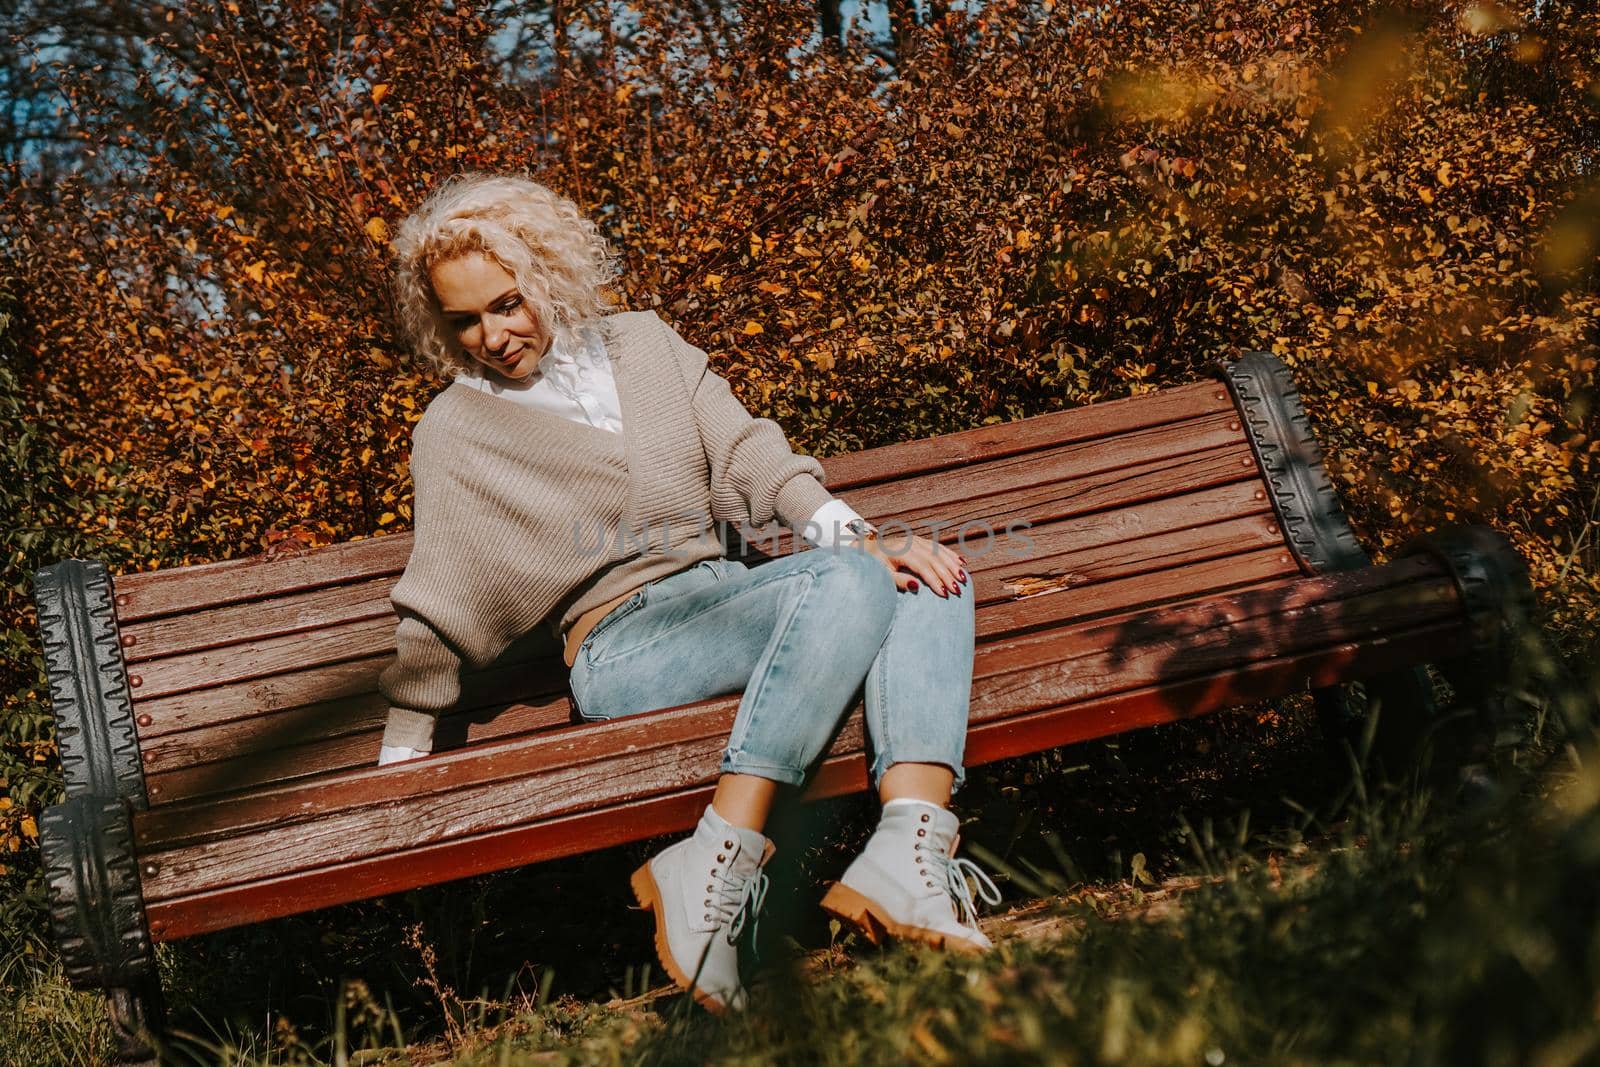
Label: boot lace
xmin=926 ymin=849 xmax=1001 ymax=929
xmin=708 ymin=862 xmax=770 ymax=951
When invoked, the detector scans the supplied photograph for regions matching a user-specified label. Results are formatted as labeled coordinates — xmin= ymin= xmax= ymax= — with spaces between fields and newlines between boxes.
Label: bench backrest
xmin=110 ymin=380 xmax=1296 ymax=808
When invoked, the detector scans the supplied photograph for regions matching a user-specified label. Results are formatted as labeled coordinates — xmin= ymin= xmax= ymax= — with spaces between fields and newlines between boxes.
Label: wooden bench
xmin=34 ymin=353 xmax=1534 ymax=1063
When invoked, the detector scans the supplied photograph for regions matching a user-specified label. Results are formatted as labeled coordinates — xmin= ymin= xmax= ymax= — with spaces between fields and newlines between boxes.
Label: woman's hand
xmin=858 ymin=531 xmax=969 ymax=597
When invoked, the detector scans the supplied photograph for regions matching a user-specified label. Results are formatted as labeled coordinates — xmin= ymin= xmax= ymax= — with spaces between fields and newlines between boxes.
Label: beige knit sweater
xmin=378 ymin=309 xmax=835 ymax=751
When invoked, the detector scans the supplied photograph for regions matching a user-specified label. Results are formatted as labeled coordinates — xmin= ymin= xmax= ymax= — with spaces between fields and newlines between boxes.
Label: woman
xmin=374 ymin=173 xmax=997 ymax=1013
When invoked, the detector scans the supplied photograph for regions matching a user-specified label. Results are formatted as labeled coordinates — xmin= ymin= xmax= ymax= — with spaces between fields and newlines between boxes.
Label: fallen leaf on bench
xmin=1003 ymin=574 xmax=1087 ymax=599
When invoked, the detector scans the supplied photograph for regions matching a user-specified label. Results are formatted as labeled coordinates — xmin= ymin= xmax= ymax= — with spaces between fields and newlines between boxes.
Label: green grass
xmin=6 ymin=676 xmax=1600 ymax=1066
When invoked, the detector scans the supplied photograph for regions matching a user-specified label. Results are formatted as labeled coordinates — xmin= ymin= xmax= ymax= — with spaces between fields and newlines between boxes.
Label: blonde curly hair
xmin=390 ymin=173 xmax=621 ymax=376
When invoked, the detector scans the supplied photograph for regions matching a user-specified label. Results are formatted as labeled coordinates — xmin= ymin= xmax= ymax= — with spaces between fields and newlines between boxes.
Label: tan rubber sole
xmin=819 ymin=881 xmax=987 ymax=954
xmin=629 ymin=862 xmax=731 ymax=1015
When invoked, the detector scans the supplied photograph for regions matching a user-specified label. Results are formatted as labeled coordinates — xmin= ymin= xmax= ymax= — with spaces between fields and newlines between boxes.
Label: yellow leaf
xmin=371 ymin=83 xmax=391 ymax=106
xmin=910 ymin=1022 xmax=949 ymax=1063
xmin=244 ymin=260 xmax=267 ymax=283
xmin=216 ymin=205 xmax=235 ymax=221
xmin=379 ymin=512 xmax=397 ymax=525
xmin=20 ymin=817 xmax=37 ymax=840
xmin=741 ymin=321 xmax=764 ymax=336
xmin=365 ymin=217 xmax=390 ymax=243
xmin=614 ymin=84 xmax=636 ymax=102
xmin=806 ymin=346 xmax=835 ymax=371
xmin=1418 ymin=187 xmax=1435 ymax=204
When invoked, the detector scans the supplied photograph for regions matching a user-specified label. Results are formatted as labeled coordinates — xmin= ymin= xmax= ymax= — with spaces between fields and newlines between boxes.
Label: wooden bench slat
xmin=139 ymin=611 xmax=1463 ymax=942
xmin=852 ymin=410 xmax=1244 ymax=521
xmin=135 ymin=643 xmax=563 ymax=742
xmin=818 ymin=381 xmax=1231 ymax=489
xmin=131 ymin=616 xmax=397 ymax=703
xmin=983 ymin=493 xmax=1277 ymax=591
xmin=976 ymin=545 xmax=1296 ymax=637
xmin=121 ymin=578 xmax=398 ymax=666
xmin=134 ymin=502 xmax=1284 ymax=784
xmin=111 ymin=384 xmax=1233 ymax=625
xmin=885 ymin=442 xmax=1261 ymax=554
xmin=134 ymin=557 xmax=1456 ymax=895
xmin=133 ymin=655 xmax=399 ymax=740
xmin=113 ymin=535 xmax=412 ymax=624
xmin=142 ymin=695 xmax=575 ymax=805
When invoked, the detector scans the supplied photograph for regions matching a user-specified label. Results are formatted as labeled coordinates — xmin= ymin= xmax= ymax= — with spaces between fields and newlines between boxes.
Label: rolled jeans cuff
xmin=719 ymin=748 xmax=809 ymax=788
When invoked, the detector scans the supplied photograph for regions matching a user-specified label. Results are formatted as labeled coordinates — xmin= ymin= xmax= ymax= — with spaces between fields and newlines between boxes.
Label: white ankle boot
xmin=821 ymin=800 xmax=1000 ymax=952
xmin=631 ymin=806 xmax=772 ymax=1013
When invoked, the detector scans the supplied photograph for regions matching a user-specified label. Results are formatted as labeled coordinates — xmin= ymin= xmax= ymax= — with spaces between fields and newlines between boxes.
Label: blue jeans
xmin=568 ymin=547 xmax=976 ymax=791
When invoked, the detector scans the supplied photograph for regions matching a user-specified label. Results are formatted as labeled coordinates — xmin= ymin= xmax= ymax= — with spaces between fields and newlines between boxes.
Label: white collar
xmin=454 ymin=325 xmax=604 ymax=395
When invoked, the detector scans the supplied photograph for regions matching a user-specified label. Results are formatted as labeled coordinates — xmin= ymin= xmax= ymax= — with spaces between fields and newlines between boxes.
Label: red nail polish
xmin=908 ymin=579 xmax=920 ymax=591
xmin=959 ymin=569 xmax=968 ymax=582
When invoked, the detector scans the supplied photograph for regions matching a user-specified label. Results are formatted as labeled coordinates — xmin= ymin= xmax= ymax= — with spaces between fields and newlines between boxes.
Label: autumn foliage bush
xmin=2 ymin=0 xmax=1596 ymax=929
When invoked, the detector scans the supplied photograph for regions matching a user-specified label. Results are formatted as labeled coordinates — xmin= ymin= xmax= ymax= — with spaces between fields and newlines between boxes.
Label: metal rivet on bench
xmin=147 ymin=785 xmax=161 ymax=797
xmin=1267 ymin=524 xmax=1279 ymax=535
xmin=143 ymin=863 xmax=158 ymax=877
xmin=137 ymin=714 xmax=152 ymax=727
xmin=1229 ymin=420 xmax=1241 ymax=431
xmin=149 ymin=920 xmax=166 ymax=936
xmin=1241 ymin=457 xmax=1253 ymax=467
xmin=1255 ymin=490 xmax=1266 ymax=501
xmin=143 ymin=752 xmax=155 ymax=764
xmin=115 ymin=594 xmax=129 ymax=607
xmin=1280 ymin=555 xmax=1291 ymax=563
xmin=129 ymin=675 xmax=142 ymax=687
xmin=121 ymin=635 xmax=136 ymax=648
xmin=1214 ymin=392 xmax=1225 ymax=401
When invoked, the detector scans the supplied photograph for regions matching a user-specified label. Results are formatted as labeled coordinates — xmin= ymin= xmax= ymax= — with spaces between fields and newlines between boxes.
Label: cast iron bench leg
xmin=1401 ymin=526 xmax=1542 ymax=751
xmin=40 ymin=796 xmax=165 ymax=1065
xmin=35 ymin=560 xmax=163 ymax=1064
xmin=1213 ymin=353 xmax=1446 ymax=769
